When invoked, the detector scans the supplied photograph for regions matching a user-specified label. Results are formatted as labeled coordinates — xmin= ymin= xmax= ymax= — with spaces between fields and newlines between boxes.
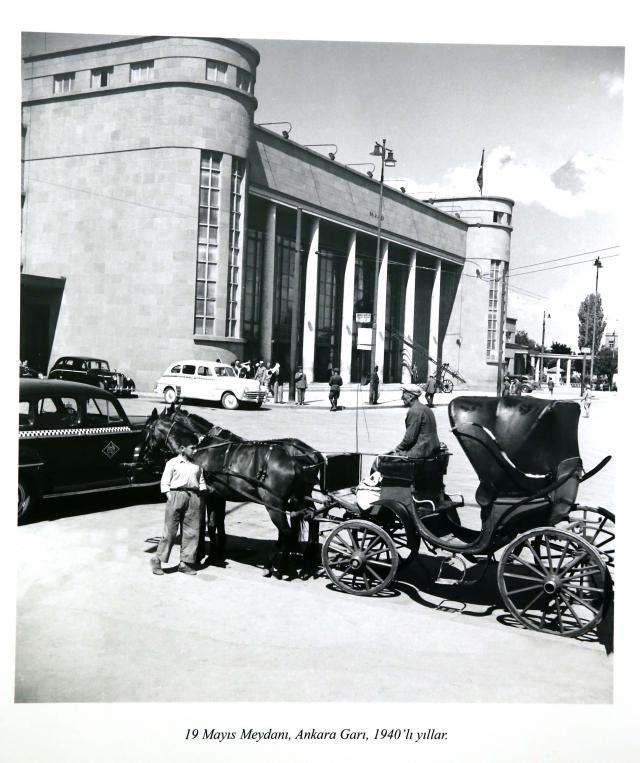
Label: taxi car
xmin=154 ymin=360 xmax=266 ymax=409
xmin=48 ymin=356 xmax=136 ymax=396
xmin=18 ymin=379 xmax=156 ymax=524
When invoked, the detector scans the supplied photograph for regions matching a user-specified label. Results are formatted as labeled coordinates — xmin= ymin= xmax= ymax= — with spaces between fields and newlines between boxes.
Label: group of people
xmin=150 ymin=378 xmax=442 ymax=576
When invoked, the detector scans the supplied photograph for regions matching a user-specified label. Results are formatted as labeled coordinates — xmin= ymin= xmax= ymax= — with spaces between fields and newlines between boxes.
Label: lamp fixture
xmin=257 ymin=121 xmax=292 ymax=139
xmin=304 ymin=143 xmax=338 ymax=160
xmin=346 ymin=163 xmax=376 ymax=179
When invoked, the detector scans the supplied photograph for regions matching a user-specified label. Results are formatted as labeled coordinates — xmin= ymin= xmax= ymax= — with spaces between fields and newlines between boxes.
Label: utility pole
xmin=589 ymin=257 xmax=603 ymax=383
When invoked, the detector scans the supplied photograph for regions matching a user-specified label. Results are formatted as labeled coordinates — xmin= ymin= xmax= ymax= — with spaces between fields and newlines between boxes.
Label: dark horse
xmin=141 ymin=406 xmax=324 ymax=578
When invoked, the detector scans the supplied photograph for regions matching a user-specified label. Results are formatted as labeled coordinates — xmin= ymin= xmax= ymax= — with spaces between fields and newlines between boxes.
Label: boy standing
xmin=151 ymin=435 xmax=207 ymax=576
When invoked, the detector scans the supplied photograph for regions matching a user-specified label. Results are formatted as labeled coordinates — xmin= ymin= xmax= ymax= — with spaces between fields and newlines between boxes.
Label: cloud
xmin=599 ymin=70 xmax=624 ymax=98
xmin=391 ymin=146 xmax=620 ymax=218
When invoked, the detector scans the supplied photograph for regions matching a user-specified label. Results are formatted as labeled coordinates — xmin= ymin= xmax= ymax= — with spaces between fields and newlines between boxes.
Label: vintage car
xmin=154 ymin=359 xmax=266 ymax=409
xmin=48 ymin=356 xmax=136 ymax=396
xmin=18 ymin=379 xmax=156 ymax=524
xmin=512 ymin=374 xmax=539 ymax=393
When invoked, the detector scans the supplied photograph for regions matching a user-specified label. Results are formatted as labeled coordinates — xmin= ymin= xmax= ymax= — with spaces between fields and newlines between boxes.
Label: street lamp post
xmin=540 ymin=311 xmax=550 ymax=383
xmin=589 ymin=257 xmax=603 ymax=383
xmin=368 ymin=139 xmax=396 ymax=405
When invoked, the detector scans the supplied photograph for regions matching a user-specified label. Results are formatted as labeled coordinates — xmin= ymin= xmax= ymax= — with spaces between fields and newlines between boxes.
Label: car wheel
xmin=163 ymin=387 xmax=177 ymax=404
xmin=221 ymin=392 xmax=239 ymax=410
xmin=18 ymin=475 xmax=37 ymax=525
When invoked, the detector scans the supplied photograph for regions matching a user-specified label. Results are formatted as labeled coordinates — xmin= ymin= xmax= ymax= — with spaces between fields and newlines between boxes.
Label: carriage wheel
xmin=497 ymin=527 xmax=610 ymax=637
xmin=441 ymin=379 xmax=454 ymax=393
xmin=321 ymin=520 xmax=398 ymax=596
xmin=374 ymin=506 xmax=420 ymax=568
xmin=558 ymin=506 xmax=615 ymax=580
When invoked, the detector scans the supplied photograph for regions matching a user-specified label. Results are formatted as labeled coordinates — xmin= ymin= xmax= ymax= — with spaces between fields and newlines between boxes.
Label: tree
xmin=550 ymin=341 xmax=572 ymax=355
xmin=514 ymin=330 xmax=540 ymax=351
xmin=595 ymin=347 xmax=618 ymax=384
xmin=577 ymin=293 xmax=606 ymax=351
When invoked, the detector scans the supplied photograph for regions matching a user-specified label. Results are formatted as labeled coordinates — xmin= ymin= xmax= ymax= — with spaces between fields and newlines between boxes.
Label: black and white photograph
xmin=2 ymin=2 xmax=639 ymax=761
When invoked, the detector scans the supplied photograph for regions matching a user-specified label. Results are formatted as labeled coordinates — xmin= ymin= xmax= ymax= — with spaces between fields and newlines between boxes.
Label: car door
xmin=179 ymin=363 xmax=197 ymax=398
xmin=30 ymin=394 xmax=89 ymax=491
xmin=78 ymin=396 xmax=141 ymax=486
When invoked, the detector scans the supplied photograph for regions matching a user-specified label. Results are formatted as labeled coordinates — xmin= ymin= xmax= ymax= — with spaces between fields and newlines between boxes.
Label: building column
xmin=375 ymin=241 xmax=389 ymax=377
xmin=302 ymin=217 xmax=320 ymax=381
xmin=259 ymin=202 xmax=277 ymax=363
xmin=428 ymin=260 xmax=442 ymax=375
xmin=566 ymin=357 xmax=572 ymax=386
xmin=340 ymin=231 xmax=356 ymax=380
xmin=534 ymin=357 xmax=540 ymax=383
xmin=402 ymin=250 xmax=417 ymax=384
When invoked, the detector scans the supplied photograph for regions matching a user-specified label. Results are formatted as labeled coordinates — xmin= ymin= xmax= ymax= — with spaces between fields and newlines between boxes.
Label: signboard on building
xmin=355 ymin=313 xmax=371 ymax=324
xmin=357 ymin=327 xmax=372 ymax=350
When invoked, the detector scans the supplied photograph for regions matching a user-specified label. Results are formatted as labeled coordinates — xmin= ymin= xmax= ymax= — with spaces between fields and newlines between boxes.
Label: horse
xmin=140 ymin=407 xmax=324 ymax=578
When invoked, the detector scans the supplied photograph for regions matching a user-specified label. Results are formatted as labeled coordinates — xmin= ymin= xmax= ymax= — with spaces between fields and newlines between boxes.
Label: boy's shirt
xmin=161 ymin=454 xmax=206 ymax=494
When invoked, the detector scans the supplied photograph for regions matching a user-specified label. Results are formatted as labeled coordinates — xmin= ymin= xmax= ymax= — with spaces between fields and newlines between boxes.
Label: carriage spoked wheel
xmin=497 ymin=527 xmax=610 ymax=638
xmin=321 ymin=519 xmax=398 ymax=596
xmin=440 ymin=379 xmax=454 ymax=393
xmin=558 ymin=506 xmax=615 ymax=580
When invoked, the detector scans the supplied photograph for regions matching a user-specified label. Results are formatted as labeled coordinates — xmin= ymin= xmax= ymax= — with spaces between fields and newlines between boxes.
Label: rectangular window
xmin=53 ymin=72 xmax=75 ymax=94
xmin=195 ymin=151 xmax=222 ymax=336
xmin=206 ymin=60 xmax=228 ymax=83
xmin=130 ymin=60 xmax=154 ymax=83
xmin=236 ymin=68 xmax=252 ymax=93
xmin=91 ymin=66 xmax=113 ymax=88
xmin=226 ymin=157 xmax=245 ymax=337
xmin=486 ymin=260 xmax=500 ymax=360
xmin=242 ymin=229 xmax=264 ymax=343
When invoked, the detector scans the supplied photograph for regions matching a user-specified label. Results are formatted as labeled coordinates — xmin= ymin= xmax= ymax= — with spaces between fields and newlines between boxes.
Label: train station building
xmin=21 ymin=35 xmax=514 ymax=390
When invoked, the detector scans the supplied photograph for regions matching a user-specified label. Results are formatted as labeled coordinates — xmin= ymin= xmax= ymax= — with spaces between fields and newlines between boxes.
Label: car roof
xmin=54 ymin=356 xmax=108 ymax=363
xmin=165 ymin=360 xmax=231 ymax=368
xmin=20 ymin=378 xmax=118 ymax=400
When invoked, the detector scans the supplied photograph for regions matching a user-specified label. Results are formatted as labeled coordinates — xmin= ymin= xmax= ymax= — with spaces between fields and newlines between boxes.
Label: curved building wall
xmin=432 ymin=196 xmax=515 ymax=388
xmin=22 ymin=38 xmax=258 ymax=387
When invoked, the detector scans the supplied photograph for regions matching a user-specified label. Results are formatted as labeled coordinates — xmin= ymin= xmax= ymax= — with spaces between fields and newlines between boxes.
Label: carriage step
xmin=413 ymin=495 xmax=464 ymax=514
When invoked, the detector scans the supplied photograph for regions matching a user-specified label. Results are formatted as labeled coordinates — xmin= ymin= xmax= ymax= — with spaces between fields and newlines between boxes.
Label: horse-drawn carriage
xmin=138 ymin=395 xmax=614 ymax=639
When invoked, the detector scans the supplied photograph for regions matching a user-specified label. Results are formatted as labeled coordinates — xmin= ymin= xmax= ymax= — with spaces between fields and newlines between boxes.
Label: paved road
xmin=14 ymin=389 xmax=616 ymax=703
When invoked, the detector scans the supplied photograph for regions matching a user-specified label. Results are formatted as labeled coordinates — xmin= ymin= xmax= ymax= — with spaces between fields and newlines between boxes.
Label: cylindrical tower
xmin=430 ymin=196 xmax=514 ymax=388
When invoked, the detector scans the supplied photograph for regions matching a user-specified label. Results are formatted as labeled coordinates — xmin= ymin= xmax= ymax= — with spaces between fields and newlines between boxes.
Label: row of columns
xmin=533 ymin=356 xmax=586 ymax=383
xmin=260 ymin=204 xmax=442 ymax=383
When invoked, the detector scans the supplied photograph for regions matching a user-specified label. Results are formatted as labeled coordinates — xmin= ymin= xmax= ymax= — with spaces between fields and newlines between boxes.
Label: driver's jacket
xmin=396 ymin=401 xmax=440 ymax=459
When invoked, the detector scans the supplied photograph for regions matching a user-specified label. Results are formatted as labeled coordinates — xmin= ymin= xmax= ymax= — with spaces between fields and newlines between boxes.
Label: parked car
xmin=154 ymin=360 xmax=267 ymax=409
xmin=48 ymin=356 xmax=135 ymax=396
xmin=18 ymin=379 xmax=156 ymax=524
xmin=512 ymin=374 xmax=539 ymax=393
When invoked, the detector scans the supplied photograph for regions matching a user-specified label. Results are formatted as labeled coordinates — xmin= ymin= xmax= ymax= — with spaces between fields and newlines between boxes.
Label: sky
xmin=20 ymin=33 xmax=624 ymax=349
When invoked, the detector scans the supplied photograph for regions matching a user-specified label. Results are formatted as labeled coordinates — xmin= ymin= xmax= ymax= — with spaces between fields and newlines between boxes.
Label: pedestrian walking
xmin=269 ymin=361 xmax=281 ymax=402
xmin=424 ymin=373 xmax=437 ymax=407
xmin=150 ymin=435 xmax=206 ymax=576
xmin=255 ymin=360 xmax=267 ymax=385
xmin=294 ymin=366 xmax=308 ymax=405
xmin=328 ymin=368 xmax=343 ymax=411
xmin=370 ymin=365 xmax=380 ymax=404
xmin=502 ymin=375 xmax=511 ymax=397
xmin=548 ymin=377 xmax=555 ymax=396
xmin=581 ymin=385 xmax=594 ymax=418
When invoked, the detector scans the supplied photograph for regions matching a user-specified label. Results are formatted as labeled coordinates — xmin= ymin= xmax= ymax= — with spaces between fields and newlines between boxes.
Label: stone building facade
xmin=21 ymin=35 xmax=514 ymax=391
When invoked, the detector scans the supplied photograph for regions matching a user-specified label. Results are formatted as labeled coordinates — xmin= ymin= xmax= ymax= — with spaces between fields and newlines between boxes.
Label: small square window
xmin=236 ymin=68 xmax=252 ymax=93
xmin=130 ymin=60 xmax=154 ymax=83
xmin=91 ymin=66 xmax=113 ymax=88
xmin=53 ymin=73 xmax=75 ymax=94
xmin=206 ymin=60 xmax=228 ymax=83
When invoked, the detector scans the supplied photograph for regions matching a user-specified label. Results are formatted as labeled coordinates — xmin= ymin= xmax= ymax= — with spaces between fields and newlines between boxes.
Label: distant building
xmin=504 ymin=316 xmax=530 ymax=375
xmin=604 ymin=331 xmax=618 ymax=351
xmin=21 ymin=35 xmax=514 ymax=389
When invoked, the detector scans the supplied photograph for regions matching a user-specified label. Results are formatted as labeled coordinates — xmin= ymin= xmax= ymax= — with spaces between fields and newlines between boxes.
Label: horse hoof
xmin=271 ymin=570 xmax=282 ymax=580
xmin=299 ymin=571 xmax=310 ymax=581
xmin=262 ymin=568 xmax=272 ymax=578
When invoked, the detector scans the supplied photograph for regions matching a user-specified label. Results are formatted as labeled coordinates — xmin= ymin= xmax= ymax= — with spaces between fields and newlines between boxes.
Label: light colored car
xmin=154 ymin=360 xmax=266 ymax=410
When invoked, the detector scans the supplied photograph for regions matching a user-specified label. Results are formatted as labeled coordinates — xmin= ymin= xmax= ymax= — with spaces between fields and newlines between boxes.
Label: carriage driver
xmin=392 ymin=384 xmax=441 ymax=459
